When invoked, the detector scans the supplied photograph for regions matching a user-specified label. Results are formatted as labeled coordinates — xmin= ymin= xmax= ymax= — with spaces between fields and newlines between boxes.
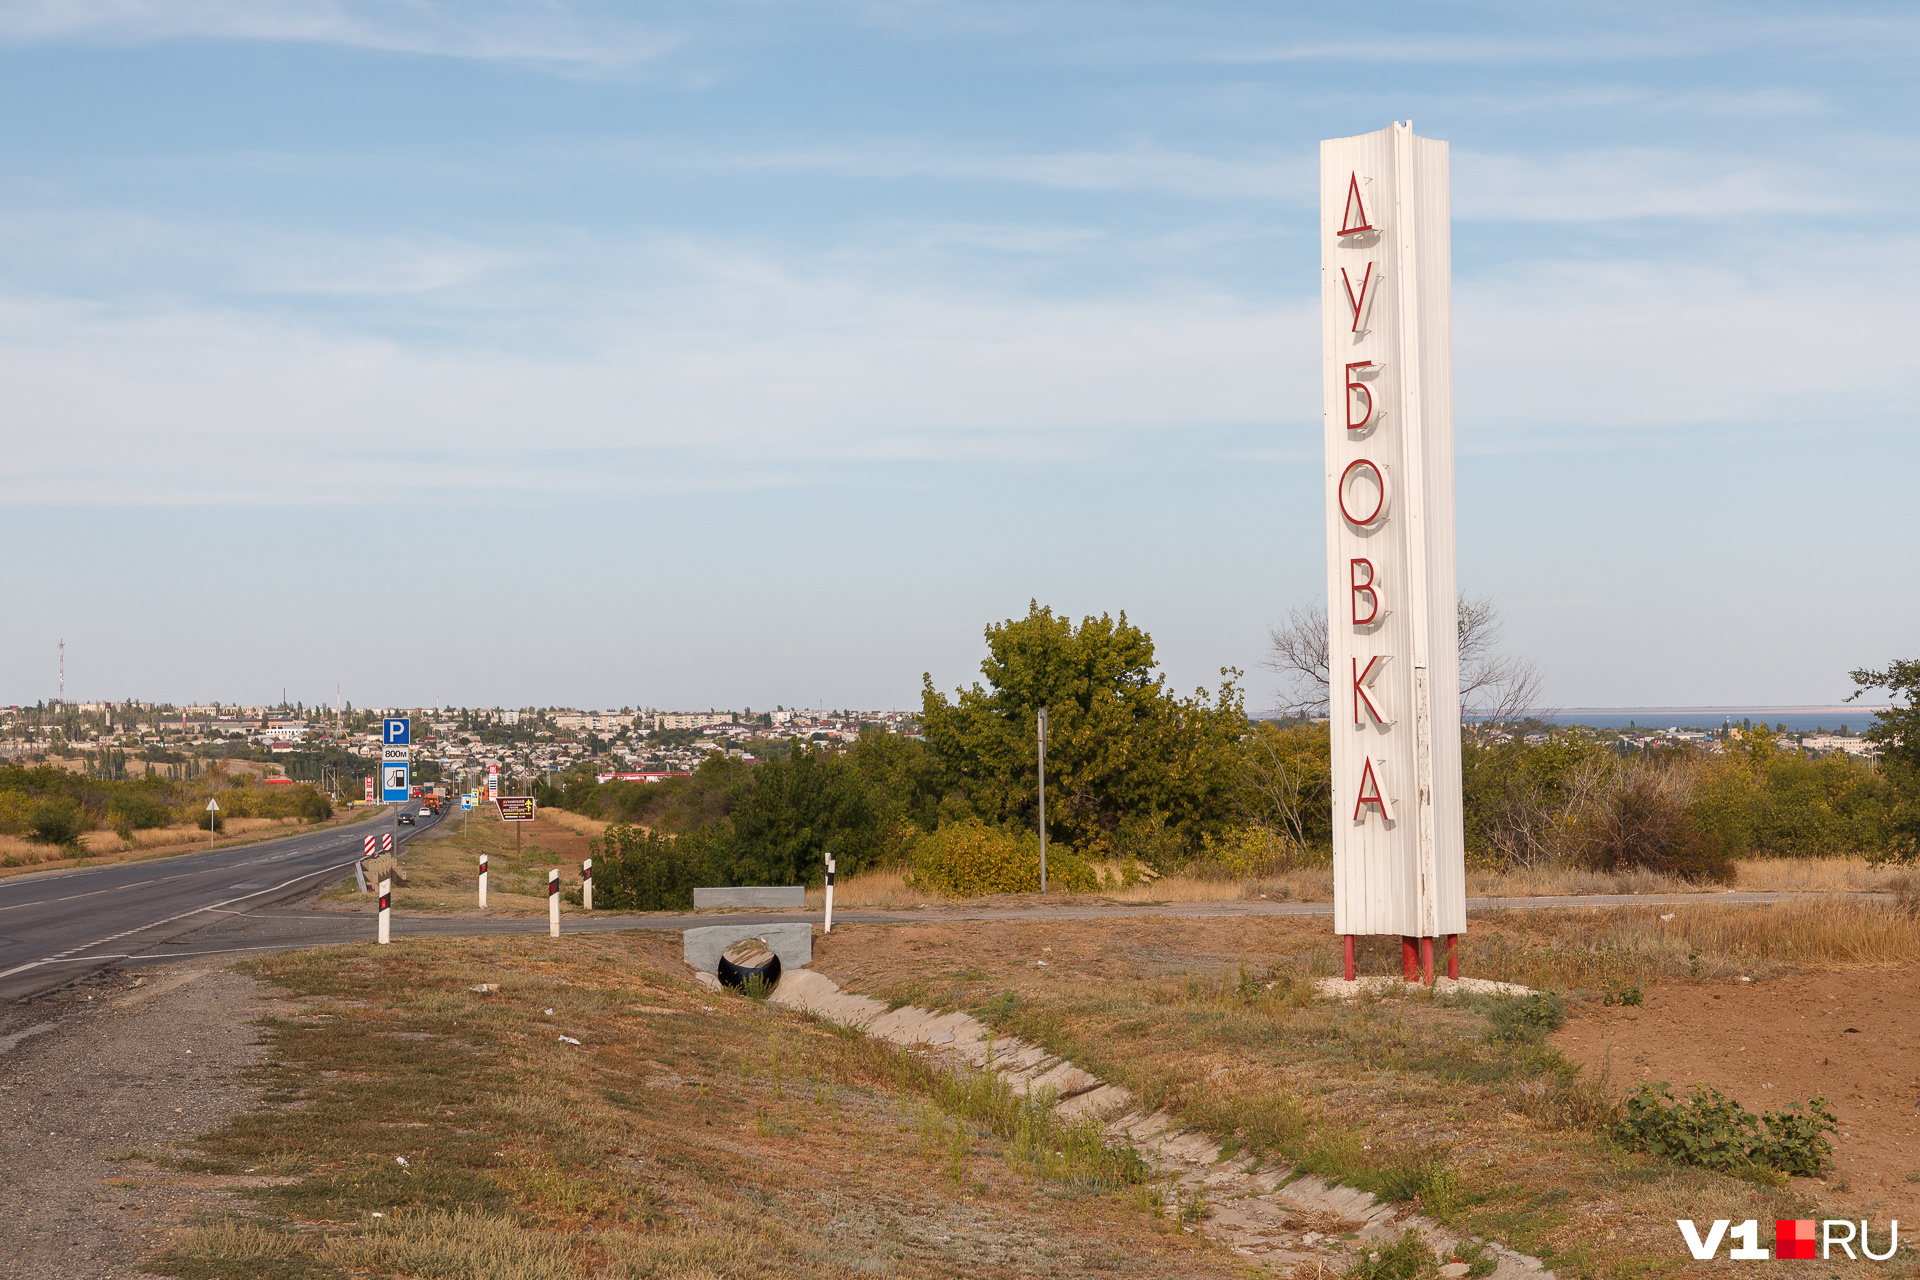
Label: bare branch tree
xmin=1261 ymin=603 xmax=1330 ymax=719
xmin=1456 ymin=593 xmax=1545 ymax=735
xmin=1261 ymin=593 xmax=1545 ymax=729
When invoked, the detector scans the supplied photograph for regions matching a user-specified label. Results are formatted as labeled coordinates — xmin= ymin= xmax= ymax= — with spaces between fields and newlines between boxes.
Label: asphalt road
xmin=0 ymin=801 xmax=447 ymax=1002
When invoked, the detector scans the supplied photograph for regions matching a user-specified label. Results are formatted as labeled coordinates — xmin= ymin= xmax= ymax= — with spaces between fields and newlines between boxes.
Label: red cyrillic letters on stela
xmin=1354 ymin=756 xmax=1392 ymax=821
xmin=1352 ymin=655 xmax=1390 ymax=725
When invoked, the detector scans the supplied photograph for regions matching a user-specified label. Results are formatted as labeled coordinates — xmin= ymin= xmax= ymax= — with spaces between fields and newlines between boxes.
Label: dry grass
xmin=805 ymin=855 xmax=1906 ymax=912
xmin=0 ymin=806 xmax=389 ymax=878
xmin=1464 ymin=897 xmax=1920 ymax=991
xmin=810 ymin=910 xmax=1905 ymax=1280
xmin=803 ymin=866 xmax=936 ymax=908
xmin=152 ymin=931 xmax=1231 ymax=1279
xmin=1729 ymin=856 xmax=1907 ymax=894
xmin=541 ymin=807 xmax=611 ymax=839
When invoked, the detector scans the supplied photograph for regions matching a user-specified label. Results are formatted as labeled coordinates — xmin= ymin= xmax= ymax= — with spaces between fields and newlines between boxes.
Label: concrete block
xmin=692 ymin=886 xmax=805 ymax=909
xmin=682 ymin=922 xmax=813 ymax=974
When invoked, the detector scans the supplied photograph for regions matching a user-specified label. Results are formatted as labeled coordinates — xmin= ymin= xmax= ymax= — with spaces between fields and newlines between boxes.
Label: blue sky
xmin=2 ymin=1 xmax=1914 ymax=713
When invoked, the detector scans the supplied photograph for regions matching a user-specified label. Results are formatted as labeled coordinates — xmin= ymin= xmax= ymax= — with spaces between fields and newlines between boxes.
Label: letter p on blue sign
xmin=384 ymin=718 xmax=410 ymax=745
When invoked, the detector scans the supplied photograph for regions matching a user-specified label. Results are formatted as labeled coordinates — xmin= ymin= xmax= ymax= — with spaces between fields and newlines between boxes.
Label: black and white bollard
xmin=378 ymin=877 xmax=391 ymax=945
xmin=478 ymin=854 xmax=488 ymax=908
xmin=581 ymin=858 xmax=592 ymax=911
xmin=548 ymin=868 xmax=560 ymax=937
xmin=824 ymin=852 xmax=836 ymax=934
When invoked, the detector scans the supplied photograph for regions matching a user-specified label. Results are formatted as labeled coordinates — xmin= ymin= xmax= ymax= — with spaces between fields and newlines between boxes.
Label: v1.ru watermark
xmin=1678 ymin=1219 xmax=1899 ymax=1261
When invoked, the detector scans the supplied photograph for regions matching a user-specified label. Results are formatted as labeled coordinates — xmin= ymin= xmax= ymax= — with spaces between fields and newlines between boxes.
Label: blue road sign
xmin=382 ymin=762 xmax=410 ymax=802
xmin=460 ymin=796 xmax=473 ymax=811
xmin=384 ymin=717 xmax=411 ymax=746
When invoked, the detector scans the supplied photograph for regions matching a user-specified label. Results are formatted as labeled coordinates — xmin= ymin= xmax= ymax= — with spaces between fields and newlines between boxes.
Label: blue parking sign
xmin=384 ymin=717 xmax=411 ymax=746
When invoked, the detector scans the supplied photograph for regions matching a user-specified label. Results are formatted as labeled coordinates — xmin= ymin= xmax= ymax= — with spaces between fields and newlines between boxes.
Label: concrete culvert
xmin=717 ymin=938 xmax=782 ymax=992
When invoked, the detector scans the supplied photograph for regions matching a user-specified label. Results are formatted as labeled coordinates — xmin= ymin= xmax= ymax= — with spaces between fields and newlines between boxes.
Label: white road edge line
xmin=0 ymin=860 xmax=361 ymax=981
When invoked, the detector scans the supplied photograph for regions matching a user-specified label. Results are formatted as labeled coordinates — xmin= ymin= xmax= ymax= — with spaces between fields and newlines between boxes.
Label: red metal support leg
xmin=1446 ymin=934 xmax=1459 ymax=980
xmin=1401 ymin=937 xmax=1418 ymax=981
xmin=1343 ymin=934 xmax=1356 ymax=981
xmin=1420 ymin=936 xmax=1435 ymax=986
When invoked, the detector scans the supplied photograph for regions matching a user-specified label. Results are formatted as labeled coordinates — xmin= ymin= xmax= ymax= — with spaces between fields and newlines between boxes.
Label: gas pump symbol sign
xmin=382 ymin=764 xmax=410 ymax=802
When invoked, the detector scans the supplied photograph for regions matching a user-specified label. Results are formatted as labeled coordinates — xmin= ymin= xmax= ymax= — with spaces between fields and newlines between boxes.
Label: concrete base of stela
xmin=1313 ymin=975 xmax=1537 ymax=1000
xmin=741 ymin=961 xmax=1557 ymax=1278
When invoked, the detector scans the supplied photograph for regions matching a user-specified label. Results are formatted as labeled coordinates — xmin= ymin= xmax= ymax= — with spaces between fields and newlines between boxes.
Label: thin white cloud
xmin=0 ymin=250 xmax=1305 ymax=505
xmin=1456 ymin=239 xmax=1920 ymax=439
xmin=1455 ymin=147 xmax=1857 ymax=221
xmin=0 ymin=0 xmax=680 ymax=68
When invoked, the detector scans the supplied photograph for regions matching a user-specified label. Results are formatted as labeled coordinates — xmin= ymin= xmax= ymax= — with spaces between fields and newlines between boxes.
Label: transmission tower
xmin=58 ymin=638 xmax=64 ymax=701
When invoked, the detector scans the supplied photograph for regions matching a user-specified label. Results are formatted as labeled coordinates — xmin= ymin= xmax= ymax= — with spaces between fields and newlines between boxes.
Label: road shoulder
xmin=0 ymin=964 xmax=289 ymax=1280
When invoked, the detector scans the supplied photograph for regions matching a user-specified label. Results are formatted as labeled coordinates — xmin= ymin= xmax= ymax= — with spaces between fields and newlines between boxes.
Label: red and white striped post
xmin=478 ymin=854 xmax=488 ymax=908
xmin=378 ymin=877 xmax=391 ymax=945
xmin=824 ymin=852 xmax=836 ymax=934
xmin=547 ymin=868 xmax=560 ymax=937
xmin=581 ymin=858 xmax=592 ymax=911
xmin=382 ymin=832 xmax=393 ymax=854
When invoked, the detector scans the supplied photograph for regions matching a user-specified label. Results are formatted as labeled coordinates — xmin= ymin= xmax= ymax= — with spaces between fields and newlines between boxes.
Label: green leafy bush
xmin=27 ymin=796 xmax=89 ymax=846
xmin=109 ymin=793 xmax=174 ymax=830
xmin=1481 ymin=991 xmax=1566 ymax=1043
xmin=909 ymin=819 xmax=1096 ymax=896
xmin=0 ymin=788 xmax=32 ymax=835
xmin=588 ymin=823 xmax=713 ymax=911
xmin=1612 ymin=1081 xmax=1836 ymax=1178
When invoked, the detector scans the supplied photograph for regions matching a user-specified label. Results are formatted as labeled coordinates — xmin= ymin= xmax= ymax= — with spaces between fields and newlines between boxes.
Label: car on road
xmin=418 ymin=807 xmax=432 ymax=818
xmin=397 ymin=813 xmax=415 ymax=826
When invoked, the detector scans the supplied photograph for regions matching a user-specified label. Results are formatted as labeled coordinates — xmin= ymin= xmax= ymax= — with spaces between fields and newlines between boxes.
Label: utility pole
xmin=1037 ymin=706 xmax=1048 ymax=894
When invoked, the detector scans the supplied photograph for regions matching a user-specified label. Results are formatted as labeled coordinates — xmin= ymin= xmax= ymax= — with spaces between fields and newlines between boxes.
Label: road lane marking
xmin=0 ymin=861 xmax=362 ymax=981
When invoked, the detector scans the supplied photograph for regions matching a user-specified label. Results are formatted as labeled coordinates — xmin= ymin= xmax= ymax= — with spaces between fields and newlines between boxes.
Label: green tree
xmin=919 ymin=602 xmax=1245 ymax=858
xmin=1850 ymin=659 xmax=1920 ymax=861
xmin=722 ymin=742 xmax=883 ymax=885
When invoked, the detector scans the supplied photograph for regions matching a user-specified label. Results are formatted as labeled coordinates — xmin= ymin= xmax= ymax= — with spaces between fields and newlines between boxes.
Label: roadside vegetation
xmin=141 ymin=931 xmax=1230 ymax=1280
xmin=815 ymin=901 xmax=1920 ymax=1278
xmin=0 ymin=762 xmax=336 ymax=869
xmin=525 ymin=603 xmax=1915 ymax=910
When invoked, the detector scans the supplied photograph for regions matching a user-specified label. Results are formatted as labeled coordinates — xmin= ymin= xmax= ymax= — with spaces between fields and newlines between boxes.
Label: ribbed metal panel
xmin=1320 ymin=124 xmax=1465 ymax=938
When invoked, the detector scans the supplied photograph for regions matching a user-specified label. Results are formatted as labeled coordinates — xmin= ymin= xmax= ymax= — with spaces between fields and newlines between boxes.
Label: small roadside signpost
xmin=205 ymin=797 xmax=219 ymax=851
xmin=496 ymin=796 xmax=535 ymax=854
xmin=382 ymin=717 xmax=410 ymax=868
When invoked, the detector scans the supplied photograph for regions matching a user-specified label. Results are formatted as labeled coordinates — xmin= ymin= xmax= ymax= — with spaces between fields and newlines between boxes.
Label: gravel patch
xmin=0 ymin=963 xmax=281 ymax=1280
xmin=1313 ymin=975 xmax=1536 ymax=999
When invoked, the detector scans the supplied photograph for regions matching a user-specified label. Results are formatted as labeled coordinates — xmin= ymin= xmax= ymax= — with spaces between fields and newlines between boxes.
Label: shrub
xmin=910 ymin=819 xmax=1097 ymax=896
xmin=109 ymin=793 xmax=173 ymax=831
xmin=588 ymin=823 xmax=712 ymax=911
xmin=27 ymin=796 xmax=88 ymax=846
xmin=1579 ymin=767 xmax=1733 ymax=883
xmin=1191 ymin=826 xmax=1295 ymax=880
xmin=0 ymin=789 xmax=31 ymax=835
xmin=196 ymin=810 xmax=226 ymax=832
xmin=1480 ymin=991 xmax=1566 ymax=1043
xmin=1612 ymin=1081 xmax=1836 ymax=1178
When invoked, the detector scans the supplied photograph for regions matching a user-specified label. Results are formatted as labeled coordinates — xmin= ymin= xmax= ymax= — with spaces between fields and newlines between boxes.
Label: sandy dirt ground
xmin=0 ymin=964 xmax=287 ymax=1280
xmin=1555 ymin=971 xmax=1920 ymax=1220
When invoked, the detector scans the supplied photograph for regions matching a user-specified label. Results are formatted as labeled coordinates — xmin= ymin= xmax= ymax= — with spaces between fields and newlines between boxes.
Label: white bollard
xmin=478 ymin=854 xmax=488 ymax=908
xmin=548 ymin=868 xmax=560 ymax=937
xmin=581 ymin=858 xmax=592 ymax=911
xmin=824 ymin=853 xmax=835 ymax=934
xmin=378 ymin=877 xmax=391 ymax=946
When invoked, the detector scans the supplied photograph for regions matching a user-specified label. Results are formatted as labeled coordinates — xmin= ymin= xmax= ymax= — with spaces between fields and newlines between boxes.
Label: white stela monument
xmin=1320 ymin=122 xmax=1466 ymax=983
